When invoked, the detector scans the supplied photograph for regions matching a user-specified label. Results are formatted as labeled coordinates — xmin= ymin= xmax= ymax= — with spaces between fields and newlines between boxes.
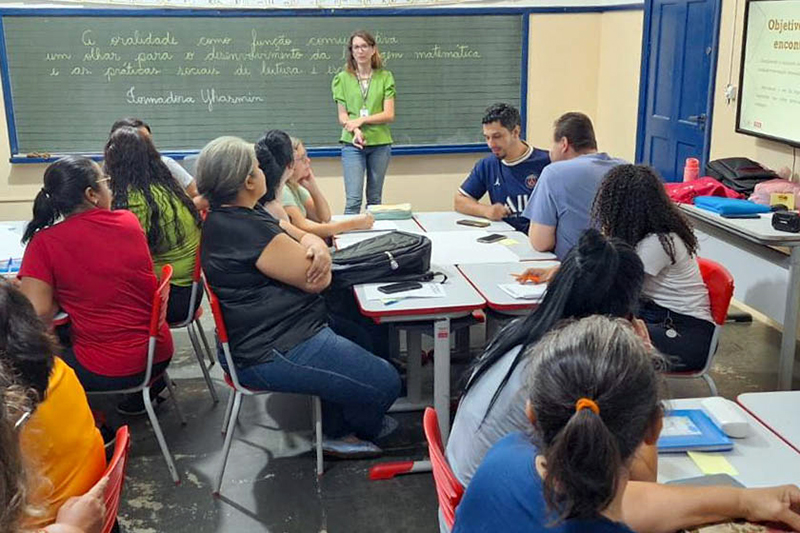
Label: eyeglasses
xmin=14 ymin=410 xmax=31 ymax=431
xmin=351 ymin=44 xmax=373 ymax=51
xmin=294 ymin=154 xmax=311 ymax=164
xmin=97 ymin=176 xmax=111 ymax=186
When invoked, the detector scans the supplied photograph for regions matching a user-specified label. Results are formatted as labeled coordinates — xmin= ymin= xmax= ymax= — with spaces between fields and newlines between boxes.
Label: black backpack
xmin=706 ymin=157 xmax=778 ymax=195
xmin=330 ymin=231 xmax=432 ymax=290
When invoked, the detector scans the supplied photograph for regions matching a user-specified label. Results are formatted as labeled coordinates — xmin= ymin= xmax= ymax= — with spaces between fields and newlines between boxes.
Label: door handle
xmin=687 ymin=113 xmax=707 ymax=124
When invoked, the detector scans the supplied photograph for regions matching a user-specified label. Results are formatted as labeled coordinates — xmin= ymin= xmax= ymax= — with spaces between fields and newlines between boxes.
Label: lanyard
xmin=358 ymin=73 xmax=372 ymax=106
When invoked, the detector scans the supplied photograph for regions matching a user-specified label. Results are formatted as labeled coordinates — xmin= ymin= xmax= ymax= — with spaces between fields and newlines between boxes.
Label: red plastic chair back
xmin=423 ymin=408 xmax=464 ymax=529
xmin=203 ymin=279 xmax=229 ymax=344
xmin=101 ymin=426 xmax=131 ymax=533
xmin=697 ymin=257 xmax=734 ymax=326
xmin=149 ymin=265 xmax=173 ymax=337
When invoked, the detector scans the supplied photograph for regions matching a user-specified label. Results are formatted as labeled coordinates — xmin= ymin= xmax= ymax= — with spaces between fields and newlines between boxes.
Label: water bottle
xmin=683 ymin=157 xmax=700 ymax=183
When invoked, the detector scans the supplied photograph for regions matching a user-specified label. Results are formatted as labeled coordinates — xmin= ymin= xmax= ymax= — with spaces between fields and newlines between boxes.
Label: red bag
xmin=665 ymin=177 xmax=744 ymax=204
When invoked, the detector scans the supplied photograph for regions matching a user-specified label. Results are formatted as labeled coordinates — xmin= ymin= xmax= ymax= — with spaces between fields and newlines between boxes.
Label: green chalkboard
xmin=0 ymin=12 xmax=523 ymax=155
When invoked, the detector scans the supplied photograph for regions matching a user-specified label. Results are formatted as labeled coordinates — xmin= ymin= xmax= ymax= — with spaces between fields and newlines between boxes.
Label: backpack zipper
xmin=385 ymin=251 xmax=399 ymax=270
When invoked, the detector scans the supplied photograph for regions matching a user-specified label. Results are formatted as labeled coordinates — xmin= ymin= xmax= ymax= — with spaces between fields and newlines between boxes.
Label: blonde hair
xmin=196 ymin=136 xmax=256 ymax=208
xmin=344 ymin=30 xmax=383 ymax=74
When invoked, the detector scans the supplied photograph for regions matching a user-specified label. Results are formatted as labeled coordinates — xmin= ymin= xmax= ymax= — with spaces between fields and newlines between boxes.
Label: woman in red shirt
xmin=18 ymin=156 xmax=173 ymax=410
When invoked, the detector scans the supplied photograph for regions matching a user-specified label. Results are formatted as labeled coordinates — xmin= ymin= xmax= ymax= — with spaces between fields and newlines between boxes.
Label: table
xmin=738 ymin=391 xmax=800 ymax=454
xmin=413 ymin=211 xmax=515 ymax=233
xmin=458 ymin=261 xmax=560 ymax=314
xmin=680 ymin=205 xmax=800 ymax=390
xmin=658 ymin=398 xmax=800 ymax=487
xmin=0 ymin=221 xmax=26 ymax=277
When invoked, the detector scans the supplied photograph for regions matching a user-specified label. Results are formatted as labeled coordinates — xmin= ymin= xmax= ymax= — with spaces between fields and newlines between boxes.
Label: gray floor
xmin=112 ymin=302 xmax=797 ymax=533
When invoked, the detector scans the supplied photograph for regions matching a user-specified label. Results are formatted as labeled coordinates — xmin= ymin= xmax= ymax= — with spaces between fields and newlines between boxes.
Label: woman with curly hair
xmin=104 ymin=126 xmax=202 ymax=325
xmin=592 ymin=164 xmax=714 ymax=371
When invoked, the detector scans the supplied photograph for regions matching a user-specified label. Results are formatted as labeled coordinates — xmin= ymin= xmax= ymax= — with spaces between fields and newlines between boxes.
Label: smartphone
xmin=456 ymin=219 xmax=491 ymax=228
xmin=477 ymin=233 xmax=506 ymax=243
xmin=720 ymin=213 xmax=761 ymax=219
xmin=377 ymin=281 xmax=423 ymax=294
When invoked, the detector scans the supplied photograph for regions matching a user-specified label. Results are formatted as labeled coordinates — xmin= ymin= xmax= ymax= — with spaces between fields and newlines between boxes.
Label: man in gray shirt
xmin=522 ymin=112 xmax=626 ymax=259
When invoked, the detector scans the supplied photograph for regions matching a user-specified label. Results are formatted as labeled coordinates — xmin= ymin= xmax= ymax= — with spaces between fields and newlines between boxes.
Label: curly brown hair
xmin=592 ymin=164 xmax=698 ymax=263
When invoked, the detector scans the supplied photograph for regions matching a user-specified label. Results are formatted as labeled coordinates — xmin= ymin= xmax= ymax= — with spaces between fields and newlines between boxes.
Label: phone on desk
xmin=377 ymin=281 xmax=423 ymax=294
xmin=456 ymin=219 xmax=491 ymax=228
xmin=477 ymin=233 xmax=506 ymax=244
xmin=720 ymin=213 xmax=761 ymax=219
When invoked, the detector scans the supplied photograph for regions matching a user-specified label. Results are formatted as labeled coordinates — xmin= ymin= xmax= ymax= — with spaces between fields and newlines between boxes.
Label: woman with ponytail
xmin=17 ymin=156 xmax=173 ymax=410
xmin=454 ymin=316 xmax=661 ymax=532
xmin=446 ymin=229 xmax=646 ymax=489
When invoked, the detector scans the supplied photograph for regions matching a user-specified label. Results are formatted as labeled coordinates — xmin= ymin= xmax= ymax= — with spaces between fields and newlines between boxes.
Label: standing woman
xmin=332 ymin=30 xmax=396 ymax=214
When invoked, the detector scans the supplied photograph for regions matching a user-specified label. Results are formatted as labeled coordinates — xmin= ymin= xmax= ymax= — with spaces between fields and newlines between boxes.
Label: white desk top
xmin=458 ymin=261 xmax=560 ymax=312
xmin=738 ymin=391 xmax=800 ymax=453
xmin=680 ymin=204 xmax=800 ymax=245
xmin=0 ymin=221 xmax=26 ymax=276
xmin=354 ymin=264 xmax=485 ymax=322
xmin=657 ymin=398 xmax=800 ymax=487
xmin=500 ymin=232 xmax=557 ymax=261
xmin=413 ymin=211 xmax=515 ymax=233
xmin=330 ymin=215 xmax=423 ymax=234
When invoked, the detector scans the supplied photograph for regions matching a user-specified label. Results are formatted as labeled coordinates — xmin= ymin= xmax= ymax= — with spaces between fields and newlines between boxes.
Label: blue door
xmin=636 ymin=0 xmax=721 ymax=182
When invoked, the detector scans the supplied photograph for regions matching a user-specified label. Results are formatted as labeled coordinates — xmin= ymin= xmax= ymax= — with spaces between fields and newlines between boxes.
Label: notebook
xmin=657 ymin=409 xmax=733 ymax=453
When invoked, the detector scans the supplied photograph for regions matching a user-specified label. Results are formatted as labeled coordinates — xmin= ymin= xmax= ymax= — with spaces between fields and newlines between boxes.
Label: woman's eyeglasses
xmin=351 ymin=44 xmax=373 ymax=51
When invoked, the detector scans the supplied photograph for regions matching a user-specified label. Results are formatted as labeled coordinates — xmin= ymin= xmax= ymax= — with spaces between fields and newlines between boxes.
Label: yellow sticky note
xmin=498 ymin=238 xmax=519 ymax=246
xmin=687 ymin=451 xmax=739 ymax=476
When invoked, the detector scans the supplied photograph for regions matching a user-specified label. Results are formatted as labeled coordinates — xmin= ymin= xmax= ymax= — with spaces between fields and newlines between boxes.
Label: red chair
xmin=168 ymin=243 xmax=218 ymax=404
xmin=423 ymin=408 xmax=464 ymax=530
xmin=203 ymin=280 xmax=323 ymax=496
xmin=100 ymin=426 xmax=131 ymax=533
xmin=666 ymin=257 xmax=734 ymax=395
xmin=86 ymin=265 xmax=186 ymax=484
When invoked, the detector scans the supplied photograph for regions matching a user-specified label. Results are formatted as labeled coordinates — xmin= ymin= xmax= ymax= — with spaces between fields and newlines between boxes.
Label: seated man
xmin=523 ymin=112 xmax=626 ymax=259
xmin=454 ymin=103 xmax=550 ymax=233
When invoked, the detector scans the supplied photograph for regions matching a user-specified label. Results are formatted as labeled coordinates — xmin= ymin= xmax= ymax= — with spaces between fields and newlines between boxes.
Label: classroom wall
xmin=0 ymin=7 xmax=645 ymax=220
xmin=708 ymin=0 xmax=797 ymax=178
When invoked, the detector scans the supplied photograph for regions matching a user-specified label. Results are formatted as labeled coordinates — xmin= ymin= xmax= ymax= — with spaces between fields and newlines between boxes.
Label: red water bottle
xmin=683 ymin=157 xmax=700 ymax=182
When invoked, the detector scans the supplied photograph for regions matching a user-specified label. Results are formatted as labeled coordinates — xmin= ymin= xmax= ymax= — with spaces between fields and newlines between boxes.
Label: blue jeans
xmin=223 ymin=327 xmax=400 ymax=440
xmin=342 ymin=144 xmax=392 ymax=214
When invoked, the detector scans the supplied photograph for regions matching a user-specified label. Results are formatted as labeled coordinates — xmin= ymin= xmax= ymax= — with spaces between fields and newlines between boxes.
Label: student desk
xmin=413 ymin=211 xmax=515 ymax=233
xmin=330 ymin=214 xmax=424 ymax=234
xmin=680 ymin=205 xmax=800 ymax=390
xmin=0 ymin=221 xmax=25 ymax=277
xmin=354 ymin=263 xmax=484 ymax=444
xmin=658 ymin=398 xmax=800 ymax=487
xmin=738 ymin=391 xmax=800 ymax=454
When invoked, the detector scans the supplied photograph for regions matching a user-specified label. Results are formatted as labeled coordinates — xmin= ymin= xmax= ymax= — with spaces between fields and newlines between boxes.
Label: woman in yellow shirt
xmin=0 ymin=282 xmax=105 ymax=529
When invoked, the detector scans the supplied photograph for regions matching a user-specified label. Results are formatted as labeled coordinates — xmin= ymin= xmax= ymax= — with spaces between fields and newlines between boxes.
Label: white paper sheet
xmin=363 ymin=282 xmax=446 ymax=301
xmin=661 ymin=416 xmax=703 ymax=437
xmin=498 ymin=283 xmax=547 ymax=301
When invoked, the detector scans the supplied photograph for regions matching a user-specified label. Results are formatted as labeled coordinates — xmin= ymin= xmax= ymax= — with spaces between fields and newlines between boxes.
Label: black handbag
xmin=706 ymin=157 xmax=778 ymax=195
xmin=330 ymin=231 xmax=433 ymax=290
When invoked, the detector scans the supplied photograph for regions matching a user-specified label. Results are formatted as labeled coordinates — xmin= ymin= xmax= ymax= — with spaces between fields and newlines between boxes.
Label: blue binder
xmin=657 ymin=409 xmax=733 ymax=453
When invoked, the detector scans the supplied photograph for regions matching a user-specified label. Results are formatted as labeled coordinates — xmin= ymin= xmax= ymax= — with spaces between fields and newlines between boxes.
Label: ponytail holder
xmin=575 ymin=398 xmax=600 ymax=415
xmin=40 ymin=188 xmax=51 ymax=199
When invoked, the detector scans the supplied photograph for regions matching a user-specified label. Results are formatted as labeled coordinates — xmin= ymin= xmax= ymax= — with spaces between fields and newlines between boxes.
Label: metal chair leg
xmin=312 ymin=396 xmax=323 ymax=477
xmin=187 ymin=322 xmax=219 ymax=404
xmin=195 ymin=319 xmax=216 ymax=368
xmin=163 ymin=372 xmax=187 ymax=426
xmin=143 ymin=385 xmax=181 ymax=484
xmin=702 ymin=373 xmax=718 ymax=396
xmin=221 ymin=389 xmax=235 ymax=435
xmin=214 ymin=391 xmax=242 ymax=495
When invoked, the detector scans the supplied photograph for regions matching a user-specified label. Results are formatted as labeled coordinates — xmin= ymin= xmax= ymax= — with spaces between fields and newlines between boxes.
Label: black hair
xmin=526 ymin=316 xmax=662 ymax=521
xmin=22 ymin=156 xmax=103 ymax=244
xmin=481 ymin=103 xmax=521 ymax=132
xmin=110 ymin=117 xmax=151 ymax=135
xmin=464 ymin=229 xmax=644 ymax=420
xmin=0 ymin=281 xmax=56 ymax=402
xmin=553 ymin=112 xmax=597 ymax=152
xmin=592 ymin=164 xmax=698 ymax=263
xmin=104 ymin=126 xmax=201 ymax=255
xmin=254 ymin=129 xmax=293 ymax=203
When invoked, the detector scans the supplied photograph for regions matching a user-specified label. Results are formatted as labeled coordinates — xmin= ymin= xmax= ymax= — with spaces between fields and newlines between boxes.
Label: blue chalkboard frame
xmin=0 ymin=4 xmax=642 ymax=163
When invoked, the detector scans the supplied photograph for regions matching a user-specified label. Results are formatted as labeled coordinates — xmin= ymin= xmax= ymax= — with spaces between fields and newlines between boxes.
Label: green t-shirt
xmin=332 ymin=69 xmax=395 ymax=146
xmin=127 ymin=185 xmax=200 ymax=287
xmin=281 ymin=184 xmax=312 ymax=217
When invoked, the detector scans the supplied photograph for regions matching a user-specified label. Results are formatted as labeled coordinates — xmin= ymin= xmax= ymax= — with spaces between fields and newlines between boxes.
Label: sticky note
xmin=687 ymin=451 xmax=739 ymax=476
xmin=498 ymin=238 xmax=518 ymax=246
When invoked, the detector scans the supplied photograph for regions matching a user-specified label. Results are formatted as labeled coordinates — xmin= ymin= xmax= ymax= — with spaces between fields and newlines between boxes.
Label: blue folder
xmin=693 ymin=196 xmax=771 ymax=215
xmin=657 ymin=409 xmax=733 ymax=453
